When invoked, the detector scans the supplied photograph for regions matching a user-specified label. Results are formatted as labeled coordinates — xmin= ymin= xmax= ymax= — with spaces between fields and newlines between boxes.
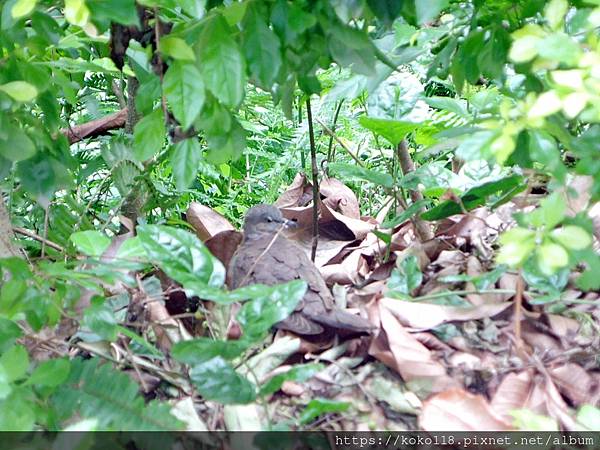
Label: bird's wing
xmin=275 ymin=312 xmax=323 ymax=335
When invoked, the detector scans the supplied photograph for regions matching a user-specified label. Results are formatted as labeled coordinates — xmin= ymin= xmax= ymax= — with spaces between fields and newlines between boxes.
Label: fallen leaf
xmin=490 ymin=370 xmax=535 ymax=422
xmin=205 ymin=229 xmax=243 ymax=267
xmin=420 ymin=388 xmax=512 ymax=431
xmin=369 ymin=302 xmax=456 ymax=395
xmin=380 ymin=297 xmax=511 ymax=330
xmin=186 ymin=203 xmax=234 ymax=242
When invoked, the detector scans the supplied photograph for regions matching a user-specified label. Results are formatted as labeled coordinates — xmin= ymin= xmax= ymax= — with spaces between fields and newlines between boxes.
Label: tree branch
xmin=61 ymin=108 xmax=128 ymax=145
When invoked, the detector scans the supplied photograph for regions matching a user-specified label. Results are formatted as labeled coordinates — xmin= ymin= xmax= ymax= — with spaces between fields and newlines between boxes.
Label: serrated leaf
xmin=133 ymin=109 xmax=166 ymax=161
xmin=243 ymin=5 xmax=282 ymax=88
xmin=69 ymin=230 xmax=111 ymax=257
xmin=171 ymin=139 xmax=202 ymax=191
xmin=0 ymin=345 xmax=29 ymax=382
xmin=358 ymin=117 xmax=420 ymax=146
xmin=164 ymin=62 xmax=205 ymax=130
xmin=189 ymin=356 xmax=256 ymax=404
xmin=0 ymin=318 xmax=22 ymax=354
xmin=196 ymin=14 xmax=245 ymax=108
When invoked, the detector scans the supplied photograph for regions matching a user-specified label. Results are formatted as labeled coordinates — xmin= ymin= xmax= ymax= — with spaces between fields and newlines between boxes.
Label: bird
xmin=227 ymin=204 xmax=373 ymax=335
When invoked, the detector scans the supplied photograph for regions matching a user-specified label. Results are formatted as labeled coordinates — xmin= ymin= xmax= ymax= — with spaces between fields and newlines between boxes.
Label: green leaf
xmin=328 ymin=162 xmax=393 ymax=189
xmin=0 ymin=81 xmax=38 ymax=102
xmin=137 ymin=224 xmax=225 ymax=288
xmin=537 ymin=242 xmax=569 ymax=276
xmin=87 ymin=0 xmax=139 ymax=30
xmin=328 ymin=24 xmax=377 ymax=76
xmin=299 ymin=398 xmax=350 ymax=425
xmin=189 ymin=356 xmax=256 ymax=404
xmin=81 ymin=303 xmax=118 ymax=342
xmin=577 ymin=405 xmax=600 ymax=430
xmin=421 ymin=175 xmax=526 ymax=221
xmin=358 ymin=117 xmax=420 ymax=146
xmin=54 ymin=358 xmax=184 ymax=430
xmin=497 ymin=227 xmax=536 ymax=267
xmin=171 ymin=138 xmax=202 ymax=191
xmin=366 ymin=0 xmax=402 ymax=26
xmin=17 ymin=155 xmax=72 ymax=208
xmin=511 ymin=409 xmax=559 ymax=431
xmin=163 ymin=62 xmax=205 ymax=130
xmin=205 ymin=118 xmax=247 ymax=165
xmin=386 ymin=255 xmax=422 ymax=298
xmin=243 ymin=5 xmax=282 ymax=88
xmin=196 ymin=14 xmax=245 ymax=108
xmin=381 ymin=199 xmax=431 ymax=228
xmin=526 ymin=192 xmax=565 ymax=229
xmin=11 ymin=0 xmax=37 ymax=18
xmin=0 ymin=390 xmax=35 ymax=430
xmin=172 ymin=338 xmax=249 ymax=365
xmin=0 ymin=124 xmax=36 ymax=161
xmin=259 ymin=363 xmax=323 ymax=397
xmin=26 ymin=358 xmax=70 ymax=387
xmin=115 ymin=236 xmax=147 ymax=261
xmin=0 ymin=318 xmax=22 ymax=354
xmin=551 ymin=225 xmax=592 ymax=251
xmin=0 ymin=345 xmax=29 ymax=382
xmin=64 ymin=0 xmax=90 ymax=26
xmin=160 ymin=36 xmax=196 ymax=61
xmin=133 ymin=109 xmax=166 ymax=161
xmin=69 ymin=230 xmax=111 ymax=257
xmin=237 ymin=280 xmax=307 ymax=340
xmin=415 ymin=0 xmax=448 ymax=24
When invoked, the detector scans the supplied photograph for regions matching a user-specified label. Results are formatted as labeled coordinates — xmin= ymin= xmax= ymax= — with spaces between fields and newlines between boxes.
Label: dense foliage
xmin=0 ymin=0 xmax=599 ymax=431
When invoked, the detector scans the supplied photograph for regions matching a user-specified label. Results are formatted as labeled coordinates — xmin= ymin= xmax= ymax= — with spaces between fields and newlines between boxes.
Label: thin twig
xmin=13 ymin=227 xmax=65 ymax=253
xmin=316 ymin=118 xmax=364 ymax=168
xmin=306 ymin=97 xmax=319 ymax=262
xmin=514 ymin=269 xmax=525 ymax=355
xmin=326 ymin=100 xmax=344 ymax=163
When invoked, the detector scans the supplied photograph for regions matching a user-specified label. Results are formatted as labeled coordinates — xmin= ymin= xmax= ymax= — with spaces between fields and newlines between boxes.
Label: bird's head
xmin=242 ymin=204 xmax=297 ymax=239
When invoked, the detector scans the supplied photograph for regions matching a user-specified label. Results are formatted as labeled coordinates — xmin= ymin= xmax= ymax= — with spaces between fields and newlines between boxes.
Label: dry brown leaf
xmin=419 ymin=388 xmax=512 ymax=431
xmin=274 ymin=173 xmax=312 ymax=208
xmin=320 ymin=177 xmax=360 ymax=219
xmin=205 ymin=229 xmax=243 ymax=267
xmin=369 ymin=302 xmax=456 ymax=394
xmin=529 ymin=376 xmax=578 ymax=430
xmin=186 ymin=203 xmax=234 ymax=242
xmin=490 ymin=370 xmax=535 ymax=422
xmin=549 ymin=364 xmax=595 ymax=407
xmin=380 ymin=297 xmax=511 ymax=330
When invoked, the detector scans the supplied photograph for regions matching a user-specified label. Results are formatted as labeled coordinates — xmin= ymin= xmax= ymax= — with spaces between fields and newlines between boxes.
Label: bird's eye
xmin=266 ymin=217 xmax=273 ymax=223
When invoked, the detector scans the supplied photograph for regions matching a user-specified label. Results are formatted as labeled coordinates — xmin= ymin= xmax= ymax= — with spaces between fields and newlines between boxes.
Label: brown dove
xmin=227 ymin=204 xmax=373 ymax=335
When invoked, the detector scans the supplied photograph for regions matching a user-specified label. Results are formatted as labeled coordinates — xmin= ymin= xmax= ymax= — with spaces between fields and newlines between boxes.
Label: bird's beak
xmin=283 ymin=218 xmax=298 ymax=229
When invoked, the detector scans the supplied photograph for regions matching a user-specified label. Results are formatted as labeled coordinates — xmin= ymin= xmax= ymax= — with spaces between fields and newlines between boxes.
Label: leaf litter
xmin=40 ymin=174 xmax=600 ymax=431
